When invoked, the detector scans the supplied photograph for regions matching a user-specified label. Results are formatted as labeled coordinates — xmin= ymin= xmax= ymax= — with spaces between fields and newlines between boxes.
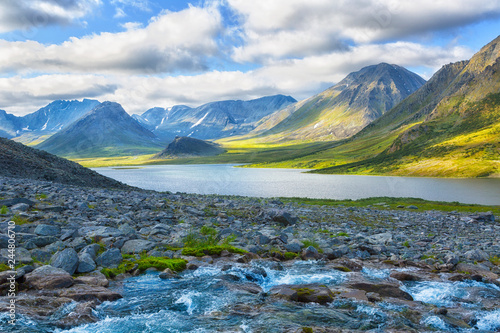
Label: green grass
xmin=0 ymin=264 xmax=11 ymax=272
xmin=301 ymin=239 xmax=323 ymax=253
xmin=101 ymin=257 xmax=187 ymax=278
xmin=279 ymin=196 xmax=500 ymax=214
xmin=284 ymin=252 xmax=299 ymax=260
xmin=181 ymin=245 xmax=247 ymax=257
xmin=0 ymin=206 xmax=8 ymax=214
xmin=12 ymin=215 xmax=30 ymax=225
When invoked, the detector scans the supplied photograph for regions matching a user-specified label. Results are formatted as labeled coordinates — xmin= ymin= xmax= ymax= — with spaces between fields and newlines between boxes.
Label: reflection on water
xmin=93 ymin=164 xmax=500 ymax=205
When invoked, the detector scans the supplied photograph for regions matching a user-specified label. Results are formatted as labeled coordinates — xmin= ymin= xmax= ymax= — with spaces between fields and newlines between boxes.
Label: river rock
xmin=464 ymin=249 xmax=489 ymax=262
xmin=30 ymin=236 xmax=59 ymax=247
xmin=269 ymin=284 xmax=335 ymax=304
xmin=121 ymin=239 xmax=156 ymax=254
xmin=34 ymin=224 xmax=61 ymax=237
xmin=390 ymin=271 xmax=422 ymax=281
xmin=269 ymin=210 xmax=298 ymax=226
xmin=79 ymin=244 xmax=101 ymax=260
xmin=58 ymin=284 xmax=122 ymax=302
xmin=348 ymin=282 xmax=413 ymax=301
xmin=74 ymin=271 xmax=109 ymax=287
xmin=95 ymin=248 xmax=122 ymax=268
xmin=77 ymin=252 xmax=97 ymax=273
xmin=301 ymin=246 xmax=321 ymax=260
xmin=50 ymin=248 xmax=79 ymax=275
xmin=24 ymin=265 xmax=74 ymax=290
xmin=1 ymin=247 xmax=33 ymax=264
xmin=56 ymin=301 xmax=99 ymax=328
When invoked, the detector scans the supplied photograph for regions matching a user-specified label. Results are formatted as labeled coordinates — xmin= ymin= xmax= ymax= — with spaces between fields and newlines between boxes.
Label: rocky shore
xmin=0 ymin=175 xmax=499 ymax=332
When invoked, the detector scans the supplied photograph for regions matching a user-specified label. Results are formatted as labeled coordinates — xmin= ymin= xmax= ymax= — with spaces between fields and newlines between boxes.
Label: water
xmin=4 ymin=264 xmax=500 ymax=332
xmin=92 ymin=164 xmax=500 ymax=205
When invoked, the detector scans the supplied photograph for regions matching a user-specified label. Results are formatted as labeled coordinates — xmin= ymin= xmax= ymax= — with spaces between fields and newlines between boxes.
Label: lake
xmin=93 ymin=164 xmax=500 ymax=205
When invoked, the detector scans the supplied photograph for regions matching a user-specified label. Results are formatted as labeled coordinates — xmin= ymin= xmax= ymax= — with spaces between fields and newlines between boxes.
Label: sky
xmin=1 ymin=0 xmax=500 ymax=116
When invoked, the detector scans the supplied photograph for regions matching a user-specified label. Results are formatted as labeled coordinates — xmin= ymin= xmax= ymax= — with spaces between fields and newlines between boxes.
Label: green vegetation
xmin=36 ymin=193 xmax=47 ymax=200
xmin=0 ymin=264 xmax=11 ymax=272
xmin=333 ymin=232 xmax=349 ymax=237
xmin=12 ymin=215 xmax=30 ymax=225
xmin=0 ymin=206 xmax=8 ymax=214
xmin=490 ymin=256 xmax=500 ymax=266
xmin=403 ymin=241 xmax=410 ymax=248
xmin=101 ymin=257 xmax=187 ymax=278
xmin=279 ymin=196 xmax=500 ymax=214
xmin=284 ymin=252 xmax=299 ymax=260
xmin=178 ymin=227 xmax=248 ymax=257
xmin=301 ymin=239 xmax=323 ymax=253
xmin=301 ymin=327 xmax=314 ymax=333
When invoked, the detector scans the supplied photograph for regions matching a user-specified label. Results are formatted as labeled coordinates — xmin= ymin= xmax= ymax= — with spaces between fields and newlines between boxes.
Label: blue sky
xmin=1 ymin=0 xmax=500 ymax=115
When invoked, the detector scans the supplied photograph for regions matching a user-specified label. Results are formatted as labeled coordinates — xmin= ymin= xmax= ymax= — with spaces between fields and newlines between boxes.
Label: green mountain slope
xmin=305 ymin=35 xmax=500 ymax=177
xmin=228 ymin=63 xmax=425 ymax=144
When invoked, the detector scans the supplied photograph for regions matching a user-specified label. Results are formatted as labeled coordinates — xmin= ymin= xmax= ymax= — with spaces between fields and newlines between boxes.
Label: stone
xmin=269 ymin=210 xmax=298 ymax=226
xmin=77 ymin=252 xmax=97 ymax=273
xmin=367 ymin=232 xmax=393 ymax=244
xmin=159 ymin=268 xmax=181 ymax=279
xmin=324 ymin=248 xmax=343 ymax=260
xmin=30 ymin=248 xmax=52 ymax=262
xmin=10 ymin=203 xmax=30 ymax=212
xmin=464 ymin=249 xmax=489 ymax=262
xmin=1 ymin=247 xmax=32 ymax=264
xmin=74 ymin=271 xmax=109 ymax=287
xmin=269 ymin=284 xmax=335 ymax=304
xmin=79 ymin=244 xmax=102 ymax=260
xmin=56 ymin=301 xmax=99 ymax=328
xmin=34 ymin=224 xmax=61 ymax=236
xmin=121 ymin=239 xmax=156 ymax=254
xmin=444 ymin=252 xmax=459 ymax=266
xmin=301 ymin=246 xmax=321 ymax=260
xmin=285 ymin=241 xmax=302 ymax=253
xmin=50 ymin=248 xmax=79 ymax=275
xmin=0 ymin=198 xmax=35 ymax=207
xmin=256 ymin=234 xmax=271 ymax=245
xmin=30 ymin=236 xmax=59 ymax=247
xmin=24 ymin=265 xmax=74 ymax=289
xmin=78 ymin=226 xmax=124 ymax=239
xmin=390 ymin=271 xmax=422 ymax=281
xmin=58 ymin=284 xmax=122 ymax=302
xmin=95 ymin=248 xmax=123 ymax=268
xmin=348 ymin=282 xmax=413 ymax=301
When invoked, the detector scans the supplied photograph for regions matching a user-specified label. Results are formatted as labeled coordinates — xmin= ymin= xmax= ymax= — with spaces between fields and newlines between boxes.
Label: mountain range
xmin=132 ymin=94 xmax=297 ymax=141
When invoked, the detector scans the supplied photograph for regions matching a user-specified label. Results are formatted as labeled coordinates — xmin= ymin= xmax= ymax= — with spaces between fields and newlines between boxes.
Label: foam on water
xmin=475 ymin=309 xmax=500 ymax=331
xmin=421 ymin=315 xmax=454 ymax=331
xmin=361 ymin=267 xmax=390 ymax=280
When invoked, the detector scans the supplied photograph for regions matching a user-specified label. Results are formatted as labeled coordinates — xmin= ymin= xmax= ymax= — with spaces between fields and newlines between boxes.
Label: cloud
xmin=0 ymin=5 xmax=223 ymax=75
xmin=0 ymin=0 xmax=101 ymax=33
xmin=111 ymin=0 xmax=151 ymax=12
xmin=0 ymin=41 xmax=473 ymax=116
xmin=227 ymin=0 xmax=500 ymax=63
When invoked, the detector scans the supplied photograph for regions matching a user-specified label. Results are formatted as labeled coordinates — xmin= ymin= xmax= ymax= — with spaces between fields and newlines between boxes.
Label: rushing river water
xmin=93 ymin=164 xmax=500 ymax=205
xmin=4 ymin=261 xmax=500 ymax=332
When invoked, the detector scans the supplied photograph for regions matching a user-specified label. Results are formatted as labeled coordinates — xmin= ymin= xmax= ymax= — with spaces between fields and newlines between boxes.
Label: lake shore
xmin=0 ymin=175 xmax=499 ymax=332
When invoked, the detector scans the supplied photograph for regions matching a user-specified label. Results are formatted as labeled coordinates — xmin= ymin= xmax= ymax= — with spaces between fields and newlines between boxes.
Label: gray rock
xmin=79 ymin=226 xmax=124 ymax=239
xmin=50 ymin=248 xmax=79 ymax=275
xmin=95 ymin=248 xmax=122 ymax=268
xmin=464 ymin=249 xmax=489 ymax=262
xmin=118 ymin=223 xmax=136 ymax=236
xmin=24 ymin=265 xmax=74 ymax=290
xmin=270 ymin=210 xmax=298 ymax=226
xmin=10 ymin=203 xmax=30 ymax=212
xmin=0 ymin=234 xmax=9 ymax=248
xmin=44 ymin=240 xmax=66 ymax=253
xmin=256 ymin=234 xmax=271 ymax=245
xmin=30 ymin=248 xmax=52 ymax=263
xmin=79 ymin=244 xmax=102 ymax=260
xmin=284 ymin=240 xmax=303 ymax=253
xmin=0 ymin=198 xmax=35 ymax=208
xmin=121 ymin=239 xmax=156 ymax=254
xmin=34 ymin=224 xmax=61 ymax=236
xmin=0 ymin=247 xmax=32 ymax=264
xmin=444 ymin=252 xmax=460 ymax=266
xmin=30 ymin=236 xmax=59 ymax=247
xmin=367 ymin=232 xmax=393 ymax=244
xmin=65 ymin=237 xmax=88 ymax=252
xmin=301 ymin=246 xmax=321 ymax=260
xmin=77 ymin=252 xmax=97 ymax=273
xmin=269 ymin=283 xmax=335 ymax=304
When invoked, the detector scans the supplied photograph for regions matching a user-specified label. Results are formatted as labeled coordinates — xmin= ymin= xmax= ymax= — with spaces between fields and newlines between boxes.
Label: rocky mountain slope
xmin=0 ymin=137 xmax=129 ymax=188
xmin=155 ymin=136 xmax=225 ymax=158
xmin=0 ymin=99 xmax=100 ymax=144
xmin=133 ymin=95 xmax=297 ymax=141
xmin=36 ymin=102 xmax=162 ymax=158
xmin=279 ymin=35 xmax=500 ymax=177
xmin=237 ymin=63 xmax=425 ymax=143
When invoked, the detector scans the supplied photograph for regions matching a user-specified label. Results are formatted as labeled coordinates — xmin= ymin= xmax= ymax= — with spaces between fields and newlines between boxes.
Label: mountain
xmin=133 ymin=95 xmax=297 ymax=141
xmin=239 ymin=63 xmax=425 ymax=143
xmin=0 ymin=99 xmax=100 ymax=144
xmin=301 ymin=35 xmax=500 ymax=177
xmin=155 ymin=136 xmax=225 ymax=158
xmin=0 ymin=110 xmax=24 ymax=138
xmin=36 ymin=102 xmax=162 ymax=158
xmin=0 ymin=137 xmax=129 ymax=189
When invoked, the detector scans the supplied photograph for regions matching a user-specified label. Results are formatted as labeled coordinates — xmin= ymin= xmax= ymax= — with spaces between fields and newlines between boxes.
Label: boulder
xmin=0 ymin=247 xmax=32 ymax=264
xmin=159 ymin=268 xmax=181 ymax=279
xmin=30 ymin=236 xmax=59 ymax=247
xmin=390 ymin=271 xmax=422 ymax=281
xmin=96 ymin=248 xmax=122 ymax=268
xmin=79 ymin=244 xmax=102 ymax=260
xmin=77 ymin=252 xmax=97 ymax=273
xmin=269 ymin=284 xmax=335 ymax=304
xmin=10 ymin=203 xmax=30 ymax=212
xmin=79 ymin=226 xmax=124 ymax=239
xmin=50 ymin=248 xmax=79 ymax=275
xmin=301 ymin=246 xmax=321 ymax=260
xmin=24 ymin=265 xmax=74 ymax=289
xmin=74 ymin=271 xmax=109 ymax=287
xmin=348 ymin=282 xmax=413 ymax=301
xmin=34 ymin=224 xmax=61 ymax=236
xmin=56 ymin=301 xmax=98 ymax=328
xmin=269 ymin=210 xmax=298 ymax=226
xmin=121 ymin=239 xmax=156 ymax=254
xmin=285 ymin=240 xmax=303 ymax=253
xmin=464 ymin=249 xmax=489 ymax=262
xmin=58 ymin=284 xmax=122 ymax=302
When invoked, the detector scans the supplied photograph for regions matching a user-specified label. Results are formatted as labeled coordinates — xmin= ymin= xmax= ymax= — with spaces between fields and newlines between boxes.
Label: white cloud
xmin=0 ymin=5 xmax=223 ymax=74
xmin=0 ymin=41 xmax=473 ymax=116
xmin=227 ymin=0 xmax=500 ymax=63
xmin=0 ymin=0 xmax=101 ymax=33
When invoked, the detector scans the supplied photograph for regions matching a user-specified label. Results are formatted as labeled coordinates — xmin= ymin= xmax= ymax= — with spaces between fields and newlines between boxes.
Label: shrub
xmin=0 ymin=206 xmax=8 ymax=215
